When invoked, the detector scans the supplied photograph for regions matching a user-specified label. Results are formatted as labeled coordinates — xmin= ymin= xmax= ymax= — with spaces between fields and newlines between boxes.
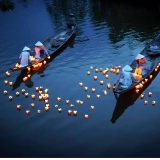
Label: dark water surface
xmin=1 ymin=0 xmax=160 ymax=158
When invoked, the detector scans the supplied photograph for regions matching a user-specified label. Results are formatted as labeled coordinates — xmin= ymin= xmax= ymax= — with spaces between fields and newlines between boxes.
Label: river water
xmin=1 ymin=0 xmax=160 ymax=158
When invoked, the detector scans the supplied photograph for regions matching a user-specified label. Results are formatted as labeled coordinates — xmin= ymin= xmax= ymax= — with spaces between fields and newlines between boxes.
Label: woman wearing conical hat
xmin=19 ymin=46 xmax=31 ymax=67
xmin=34 ymin=41 xmax=49 ymax=59
xmin=135 ymin=54 xmax=150 ymax=76
xmin=67 ymin=13 xmax=76 ymax=29
xmin=115 ymin=65 xmax=138 ymax=88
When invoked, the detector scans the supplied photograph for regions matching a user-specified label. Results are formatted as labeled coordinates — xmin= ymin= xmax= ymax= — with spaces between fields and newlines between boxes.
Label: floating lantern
xmin=136 ymin=89 xmax=139 ymax=93
xmin=85 ymin=114 xmax=89 ymax=119
xmin=84 ymin=87 xmax=88 ymax=91
xmin=103 ymin=70 xmax=107 ymax=75
xmin=46 ymin=104 xmax=49 ymax=107
xmin=142 ymin=81 xmax=145 ymax=85
xmin=39 ymin=86 xmax=43 ymax=91
xmin=45 ymin=99 xmax=49 ymax=104
xmin=144 ymin=100 xmax=148 ymax=105
xmin=103 ymin=90 xmax=107 ymax=95
xmin=57 ymin=97 xmax=61 ymax=102
xmin=27 ymin=74 xmax=31 ymax=78
xmin=47 ymin=56 xmax=50 ymax=59
xmin=66 ymin=100 xmax=70 ymax=104
xmin=31 ymin=103 xmax=35 ymax=108
xmin=152 ymin=101 xmax=156 ymax=105
xmin=25 ymin=93 xmax=28 ymax=97
xmin=76 ymin=100 xmax=80 ymax=104
xmin=139 ymin=83 xmax=143 ymax=88
xmin=44 ymin=89 xmax=48 ymax=94
xmin=135 ymin=85 xmax=139 ymax=89
xmin=58 ymin=108 xmax=62 ymax=112
xmin=87 ymin=71 xmax=90 ymax=75
xmin=37 ymin=110 xmax=41 ymax=114
xmin=68 ymin=110 xmax=72 ymax=115
xmin=55 ymin=105 xmax=58 ymax=109
xmin=91 ymin=106 xmax=94 ymax=110
xmin=45 ymin=106 xmax=49 ymax=112
xmin=106 ymin=68 xmax=109 ymax=72
xmin=95 ymin=69 xmax=98 ymax=72
xmin=96 ymin=94 xmax=100 ymax=98
xmin=27 ymin=67 xmax=31 ymax=72
xmin=31 ymin=94 xmax=35 ymax=99
xmin=99 ymin=68 xmax=103 ymax=72
xmin=112 ymin=85 xmax=116 ymax=90
xmin=70 ymin=104 xmax=74 ymax=108
xmin=116 ymin=69 xmax=120 ymax=74
xmin=9 ymin=96 xmax=12 ymax=100
xmin=140 ymin=94 xmax=144 ymax=99
xmin=23 ymin=77 xmax=28 ymax=82
xmin=94 ymin=76 xmax=98 ymax=80
xmin=9 ymin=82 xmax=13 ymax=86
xmin=73 ymin=110 xmax=77 ymax=116
xmin=150 ymin=75 xmax=153 ymax=79
xmin=26 ymin=110 xmax=30 ymax=115
xmin=17 ymin=105 xmax=21 ymax=110
xmin=155 ymin=68 xmax=158 ymax=72
xmin=87 ymin=95 xmax=90 ymax=99
xmin=22 ymin=89 xmax=25 ymax=94
xmin=110 ymin=68 xmax=113 ymax=73
xmin=39 ymin=91 xmax=42 ymax=95
xmin=79 ymin=101 xmax=83 ymax=105
xmin=107 ymin=83 xmax=111 ymax=89
xmin=16 ymin=92 xmax=19 ymax=96
xmin=159 ymin=63 xmax=160 ymax=66
xmin=105 ymin=75 xmax=109 ymax=79
xmin=4 ymin=80 xmax=8 ymax=85
xmin=43 ymin=61 xmax=46 ymax=64
xmin=92 ymin=88 xmax=95 ymax=93
xmin=6 ymin=71 xmax=10 ymax=77
xmin=112 ymin=69 xmax=116 ymax=73
xmin=148 ymin=92 xmax=152 ymax=97
xmin=35 ymin=87 xmax=39 ymax=92
xmin=90 ymin=66 xmax=93 ymax=69
xmin=39 ymin=96 xmax=42 ymax=100
xmin=100 ymin=81 xmax=104 ymax=85
xmin=145 ymin=79 xmax=148 ymax=82
xmin=4 ymin=90 xmax=7 ymax=95
xmin=79 ymin=83 xmax=83 ymax=87
xmin=38 ymin=63 xmax=42 ymax=67
xmin=43 ymin=95 xmax=49 ymax=100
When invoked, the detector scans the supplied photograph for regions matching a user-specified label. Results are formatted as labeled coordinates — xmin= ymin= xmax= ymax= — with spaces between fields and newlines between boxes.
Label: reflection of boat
xmin=12 ymin=34 xmax=76 ymax=91
xmin=111 ymin=59 xmax=160 ymax=124
xmin=113 ymin=33 xmax=160 ymax=96
xmin=10 ymin=25 xmax=77 ymax=72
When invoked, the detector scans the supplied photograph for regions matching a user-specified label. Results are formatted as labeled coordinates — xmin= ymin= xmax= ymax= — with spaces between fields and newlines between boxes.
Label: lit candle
xmin=90 ymin=66 xmax=93 ymax=69
xmin=39 ymin=96 xmax=42 ymax=100
xmin=28 ymin=74 xmax=31 ymax=78
xmin=140 ymin=94 xmax=144 ymax=99
xmin=39 ymin=86 xmax=43 ymax=91
xmin=150 ymin=75 xmax=152 ymax=79
xmin=43 ymin=61 xmax=46 ymax=64
xmin=23 ymin=77 xmax=28 ymax=82
xmin=45 ymin=99 xmax=49 ymax=104
xmin=39 ymin=91 xmax=42 ymax=95
xmin=44 ymin=89 xmax=48 ymax=94
xmin=47 ymin=56 xmax=50 ymax=59
xmin=100 ymin=81 xmax=104 ymax=85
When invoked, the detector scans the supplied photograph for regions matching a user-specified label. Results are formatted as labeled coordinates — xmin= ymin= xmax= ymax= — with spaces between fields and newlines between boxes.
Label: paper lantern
xmin=31 ymin=94 xmax=35 ymax=99
xmin=155 ymin=68 xmax=158 ymax=72
xmin=22 ymin=89 xmax=25 ymax=94
xmin=142 ymin=81 xmax=145 ymax=85
xmin=148 ymin=92 xmax=152 ymax=97
xmin=39 ymin=91 xmax=42 ymax=95
xmin=9 ymin=96 xmax=12 ymax=100
xmin=27 ymin=67 xmax=31 ymax=72
xmin=43 ymin=61 xmax=46 ymax=64
xmin=99 ymin=68 xmax=103 ymax=72
xmin=91 ymin=106 xmax=94 ymax=110
xmin=47 ymin=56 xmax=50 ymax=59
xmin=37 ymin=110 xmax=41 ymax=114
xmin=45 ymin=99 xmax=49 ymax=104
xmin=25 ymin=93 xmax=29 ymax=97
xmin=16 ymin=92 xmax=20 ymax=96
xmin=55 ymin=105 xmax=58 ymax=109
xmin=57 ymin=97 xmax=61 ymax=102
xmin=23 ymin=77 xmax=28 ymax=82
xmin=31 ymin=103 xmax=35 ymax=108
xmin=39 ymin=86 xmax=43 ymax=91
xmin=76 ymin=100 xmax=80 ymax=104
xmin=44 ymin=89 xmax=48 ymax=94
xmin=9 ymin=82 xmax=13 ymax=86
xmin=136 ymin=89 xmax=139 ymax=93
xmin=79 ymin=101 xmax=83 ymax=105
xmin=17 ymin=105 xmax=21 ymax=110
xmin=100 ymin=81 xmax=104 ymax=85
xmin=87 ymin=95 xmax=90 ymax=99
xmin=116 ymin=69 xmax=120 ymax=74
xmin=27 ymin=74 xmax=31 ymax=78
xmin=150 ymin=75 xmax=153 ymax=79
xmin=68 ymin=110 xmax=72 ymax=115
xmin=145 ymin=79 xmax=148 ymax=82
xmin=26 ymin=110 xmax=30 ymax=115
xmin=4 ymin=80 xmax=8 ymax=85
xmin=140 ymin=94 xmax=144 ymax=99
xmin=107 ymin=83 xmax=111 ymax=89
xmin=38 ymin=63 xmax=42 ymax=67
xmin=39 ymin=96 xmax=42 ymax=100
xmin=112 ymin=85 xmax=116 ymax=90
xmin=85 ymin=114 xmax=89 ymax=119
xmin=45 ymin=106 xmax=49 ymax=112
xmin=70 ymin=104 xmax=74 ymax=108
xmin=79 ymin=83 xmax=83 ymax=87
xmin=96 ymin=94 xmax=100 ymax=98
xmin=4 ymin=90 xmax=7 ymax=95
xmin=46 ymin=104 xmax=49 ymax=107
xmin=94 ymin=76 xmax=98 ymax=80
xmin=95 ymin=69 xmax=98 ymax=72
xmin=92 ymin=88 xmax=95 ymax=93
xmin=105 ymin=75 xmax=109 ymax=79
xmin=73 ymin=110 xmax=77 ymax=116
xmin=90 ymin=66 xmax=93 ymax=69
xmin=103 ymin=90 xmax=107 ymax=95
xmin=58 ymin=108 xmax=62 ymax=112
xmin=87 ymin=71 xmax=90 ymax=75
xmin=35 ymin=87 xmax=39 ymax=92
xmin=144 ymin=100 xmax=148 ymax=105
xmin=84 ymin=87 xmax=88 ymax=91
xmin=6 ymin=71 xmax=10 ymax=77
xmin=66 ymin=100 xmax=70 ymax=104
xmin=152 ymin=101 xmax=156 ymax=105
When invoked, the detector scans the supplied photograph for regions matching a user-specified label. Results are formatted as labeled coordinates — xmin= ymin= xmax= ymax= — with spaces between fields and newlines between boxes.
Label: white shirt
xmin=19 ymin=51 xmax=30 ymax=67
xmin=119 ymin=71 xmax=133 ymax=86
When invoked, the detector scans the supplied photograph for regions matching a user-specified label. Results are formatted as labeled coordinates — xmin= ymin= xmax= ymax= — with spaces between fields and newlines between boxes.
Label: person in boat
xmin=135 ymin=54 xmax=149 ymax=76
xmin=114 ymin=65 xmax=138 ymax=88
xmin=19 ymin=46 xmax=31 ymax=67
xmin=67 ymin=13 xmax=76 ymax=29
xmin=34 ymin=41 xmax=49 ymax=59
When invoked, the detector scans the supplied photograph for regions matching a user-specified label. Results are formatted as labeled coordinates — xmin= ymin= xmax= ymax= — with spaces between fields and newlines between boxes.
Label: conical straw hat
xmin=22 ymin=46 xmax=31 ymax=51
xmin=122 ymin=65 xmax=133 ymax=72
xmin=35 ymin=41 xmax=43 ymax=46
xmin=135 ymin=54 xmax=144 ymax=60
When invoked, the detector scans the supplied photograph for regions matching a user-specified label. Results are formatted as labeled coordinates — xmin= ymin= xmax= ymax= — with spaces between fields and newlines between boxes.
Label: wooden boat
xmin=113 ymin=33 xmax=160 ymax=96
xmin=10 ymin=25 xmax=77 ymax=72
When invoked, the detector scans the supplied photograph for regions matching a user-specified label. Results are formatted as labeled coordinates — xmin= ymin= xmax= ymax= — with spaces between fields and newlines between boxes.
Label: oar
xmin=76 ymin=27 xmax=89 ymax=40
